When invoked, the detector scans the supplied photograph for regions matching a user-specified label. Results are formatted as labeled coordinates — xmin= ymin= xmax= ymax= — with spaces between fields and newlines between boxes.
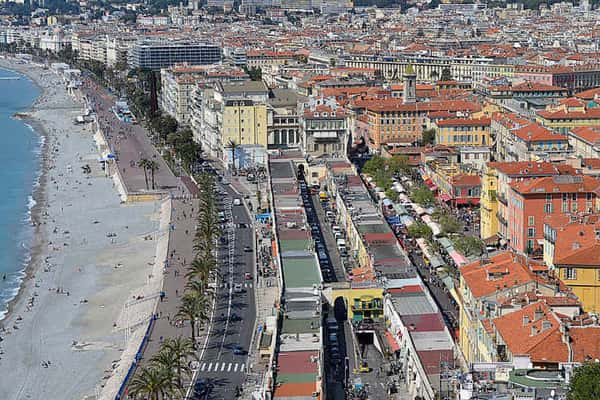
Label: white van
xmin=233 ymin=198 xmax=242 ymax=206
xmin=336 ymin=238 xmax=346 ymax=251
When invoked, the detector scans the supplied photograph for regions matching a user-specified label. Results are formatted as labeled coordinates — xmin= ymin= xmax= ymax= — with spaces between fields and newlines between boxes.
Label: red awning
xmin=424 ymin=178 xmax=434 ymax=186
xmin=439 ymin=193 xmax=453 ymax=202
xmin=385 ymin=330 xmax=401 ymax=352
xmin=456 ymin=198 xmax=480 ymax=205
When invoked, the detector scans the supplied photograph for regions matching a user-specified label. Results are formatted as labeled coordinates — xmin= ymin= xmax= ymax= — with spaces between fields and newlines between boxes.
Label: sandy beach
xmin=0 ymin=59 xmax=166 ymax=399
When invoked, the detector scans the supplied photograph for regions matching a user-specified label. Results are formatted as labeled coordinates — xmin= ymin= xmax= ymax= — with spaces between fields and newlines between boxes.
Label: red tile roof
xmin=510 ymin=175 xmax=600 ymax=195
xmin=493 ymin=301 xmax=568 ymax=363
xmin=570 ymin=126 xmax=600 ymax=145
xmin=512 ymin=123 xmax=568 ymax=143
xmin=488 ymin=161 xmax=578 ymax=177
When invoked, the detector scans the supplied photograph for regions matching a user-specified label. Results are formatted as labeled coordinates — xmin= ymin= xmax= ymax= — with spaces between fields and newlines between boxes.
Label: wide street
xmin=190 ymin=180 xmax=256 ymax=399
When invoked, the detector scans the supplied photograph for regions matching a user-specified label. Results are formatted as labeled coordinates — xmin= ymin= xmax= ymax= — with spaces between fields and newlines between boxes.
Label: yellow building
xmin=480 ymin=164 xmax=499 ymax=239
xmin=326 ymin=287 xmax=384 ymax=322
xmin=433 ymin=117 xmax=492 ymax=147
xmin=536 ymin=98 xmax=600 ymax=134
xmin=550 ymin=233 xmax=600 ymax=313
xmin=222 ymin=99 xmax=267 ymax=146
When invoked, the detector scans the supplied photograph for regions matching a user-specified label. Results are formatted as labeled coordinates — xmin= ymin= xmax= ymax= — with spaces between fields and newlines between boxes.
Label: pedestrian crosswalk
xmin=199 ymin=362 xmax=246 ymax=374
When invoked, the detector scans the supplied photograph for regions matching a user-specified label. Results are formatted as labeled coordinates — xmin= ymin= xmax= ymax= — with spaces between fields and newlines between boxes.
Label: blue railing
xmin=115 ymin=314 xmax=157 ymax=400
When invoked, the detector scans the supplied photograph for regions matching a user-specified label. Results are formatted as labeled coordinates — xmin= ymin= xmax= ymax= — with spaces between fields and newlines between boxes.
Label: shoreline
xmin=0 ymin=61 xmax=51 ymax=325
xmin=0 ymin=56 xmax=166 ymax=400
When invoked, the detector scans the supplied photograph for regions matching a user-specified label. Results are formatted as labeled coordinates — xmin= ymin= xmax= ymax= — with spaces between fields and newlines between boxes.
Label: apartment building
xmin=507 ymin=175 xmax=600 ymax=254
xmin=301 ymin=97 xmax=348 ymax=158
xmin=493 ymin=112 xmax=571 ymax=162
xmin=536 ymin=98 xmax=600 ymax=134
xmin=359 ymin=98 xmax=481 ymax=150
xmin=433 ymin=117 xmax=491 ymax=147
xmin=480 ymin=161 xmax=578 ymax=242
xmin=246 ymin=50 xmax=296 ymax=69
xmin=128 ymin=39 xmax=221 ymax=71
xmin=568 ymin=126 xmax=600 ymax=158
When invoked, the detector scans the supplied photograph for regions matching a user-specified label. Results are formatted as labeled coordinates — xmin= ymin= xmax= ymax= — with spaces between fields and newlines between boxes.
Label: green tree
xmin=432 ymin=209 xmax=462 ymax=235
xmin=186 ymin=256 xmax=216 ymax=284
xmin=408 ymin=222 xmax=433 ymax=241
xmin=452 ymin=236 xmax=484 ymax=258
xmin=243 ymin=66 xmax=262 ymax=81
xmin=410 ymin=185 xmax=435 ymax=207
xmin=161 ymin=337 xmax=197 ymax=393
xmin=138 ymin=158 xmax=150 ymax=190
xmin=387 ymin=155 xmax=410 ymax=176
xmin=568 ymin=362 xmax=600 ymax=400
xmin=362 ymin=155 xmax=386 ymax=176
xmin=226 ymin=139 xmax=240 ymax=171
xmin=422 ymin=128 xmax=436 ymax=145
xmin=128 ymin=366 xmax=174 ymax=400
xmin=385 ymin=188 xmax=398 ymax=202
xmin=177 ymin=292 xmax=209 ymax=346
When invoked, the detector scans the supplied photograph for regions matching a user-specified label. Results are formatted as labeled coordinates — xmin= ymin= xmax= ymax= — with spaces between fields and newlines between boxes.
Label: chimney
xmin=531 ymin=325 xmax=539 ymax=336
xmin=562 ymin=324 xmax=573 ymax=362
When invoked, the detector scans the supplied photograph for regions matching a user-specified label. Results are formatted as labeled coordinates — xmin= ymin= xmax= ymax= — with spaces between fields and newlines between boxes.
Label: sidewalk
xmin=140 ymin=199 xmax=199 ymax=361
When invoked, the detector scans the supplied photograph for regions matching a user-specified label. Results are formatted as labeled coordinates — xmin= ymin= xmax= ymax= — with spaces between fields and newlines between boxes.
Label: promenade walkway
xmin=140 ymin=199 xmax=199 ymax=359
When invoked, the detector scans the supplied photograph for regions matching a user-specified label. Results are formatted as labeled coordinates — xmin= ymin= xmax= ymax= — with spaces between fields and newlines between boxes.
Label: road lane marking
xmin=241 ymin=363 xmax=245 ymax=372
xmin=234 ymin=363 xmax=238 ymax=372
xmin=221 ymin=363 xmax=226 ymax=372
xmin=200 ymin=363 xmax=206 ymax=372
xmin=228 ymin=363 xmax=232 ymax=372
xmin=207 ymin=363 xmax=213 ymax=372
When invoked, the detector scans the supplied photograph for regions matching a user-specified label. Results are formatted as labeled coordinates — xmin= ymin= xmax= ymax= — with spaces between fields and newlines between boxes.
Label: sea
xmin=0 ymin=68 xmax=43 ymax=319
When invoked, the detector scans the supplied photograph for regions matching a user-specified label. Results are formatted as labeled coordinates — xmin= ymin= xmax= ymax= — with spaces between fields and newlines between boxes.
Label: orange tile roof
xmin=571 ymin=326 xmax=600 ymax=362
xmin=452 ymin=174 xmax=481 ymax=186
xmin=512 ymin=123 xmax=568 ymax=142
xmin=555 ymin=242 xmax=600 ymax=266
xmin=570 ymin=126 xmax=600 ymax=144
xmin=460 ymin=252 xmax=537 ymax=299
xmin=537 ymin=107 xmax=600 ymax=120
xmin=488 ymin=161 xmax=578 ymax=177
xmin=510 ymin=175 xmax=600 ymax=195
xmin=575 ymin=87 xmax=600 ymax=100
xmin=493 ymin=301 xmax=568 ymax=363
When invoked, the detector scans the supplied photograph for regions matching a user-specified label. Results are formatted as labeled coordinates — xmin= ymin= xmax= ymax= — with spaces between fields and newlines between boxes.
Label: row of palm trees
xmin=128 ymin=337 xmax=197 ymax=399
xmin=128 ymin=172 xmax=221 ymax=399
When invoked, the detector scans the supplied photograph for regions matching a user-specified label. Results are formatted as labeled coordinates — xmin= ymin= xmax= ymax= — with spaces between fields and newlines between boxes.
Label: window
xmin=545 ymin=203 xmax=553 ymax=213
xmin=572 ymin=202 xmax=578 ymax=212
xmin=528 ymin=216 xmax=535 ymax=226
xmin=565 ymin=268 xmax=577 ymax=280
xmin=527 ymin=227 xmax=535 ymax=237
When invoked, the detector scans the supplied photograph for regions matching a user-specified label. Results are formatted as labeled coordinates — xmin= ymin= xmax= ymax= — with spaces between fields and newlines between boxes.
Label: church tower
xmin=403 ymin=64 xmax=416 ymax=104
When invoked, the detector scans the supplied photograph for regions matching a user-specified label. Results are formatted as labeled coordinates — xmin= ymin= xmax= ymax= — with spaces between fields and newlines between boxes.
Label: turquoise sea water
xmin=0 ymin=68 xmax=42 ymax=319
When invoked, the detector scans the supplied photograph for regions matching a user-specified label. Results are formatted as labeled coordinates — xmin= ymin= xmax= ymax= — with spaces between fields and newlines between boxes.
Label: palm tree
xmin=163 ymin=337 xmax=197 ymax=391
xmin=138 ymin=158 xmax=150 ymax=189
xmin=186 ymin=256 xmax=216 ymax=284
xmin=128 ymin=366 xmax=173 ymax=400
xmin=176 ymin=292 xmax=209 ymax=346
xmin=226 ymin=139 xmax=239 ymax=171
xmin=147 ymin=159 xmax=160 ymax=190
